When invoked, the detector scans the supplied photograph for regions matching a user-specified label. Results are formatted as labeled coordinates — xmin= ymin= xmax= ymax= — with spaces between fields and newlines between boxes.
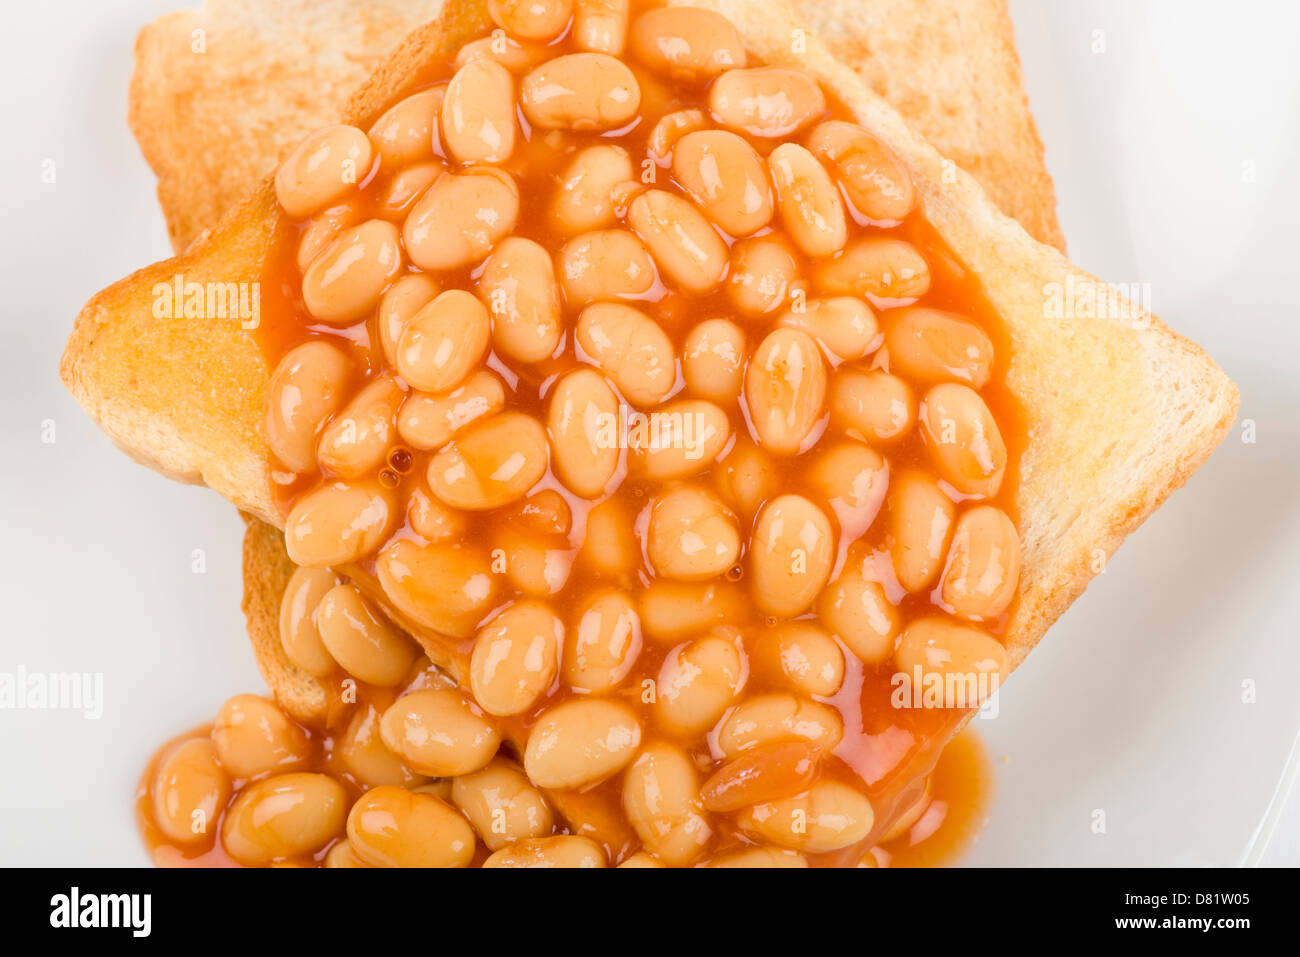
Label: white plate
xmin=0 ymin=0 xmax=1297 ymax=866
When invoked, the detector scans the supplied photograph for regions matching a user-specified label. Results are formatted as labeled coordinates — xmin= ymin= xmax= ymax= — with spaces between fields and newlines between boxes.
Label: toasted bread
xmin=130 ymin=0 xmax=1068 ymax=720
xmin=131 ymin=0 xmax=1062 ymax=254
xmin=68 ymin=0 xmax=1236 ymax=708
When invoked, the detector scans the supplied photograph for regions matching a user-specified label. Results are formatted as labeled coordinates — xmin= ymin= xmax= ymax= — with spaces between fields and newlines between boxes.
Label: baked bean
xmin=753 ymin=622 xmax=845 ymax=697
xmin=623 ymin=742 xmax=712 ymax=866
xmin=553 ymin=145 xmax=636 ymax=235
xmin=738 ymin=780 xmax=873 ymax=853
xmin=682 ymin=320 xmax=745 ymax=402
xmin=347 ymin=785 xmax=476 ymax=868
xmin=618 ymin=852 xmax=665 ymax=868
xmin=489 ymin=0 xmax=573 ymax=41
xmin=426 ymin=412 xmax=548 ymax=509
xmin=523 ymin=698 xmax=642 ymax=788
xmin=708 ymin=846 xmax=808 ymax=868
xmin=627 ymin=189 xmax=727 ymax=293
xmin=452 ymin=758 xmax=554 ymax=850
xmin=483 ymin=835 xmax=606 ymax=868
xmin=880 ymin=778 xmax=931 ymax=843
xmin=316 ymin=375 xmax=403 ymax=479
xmin=301 ymin=219 xmax=403 ymax=324
xmin=316 ymin=584 xmax=417 ymax=686
xmin=279 ymin=565 xmax=340 ymax=677
xmin=275 ymin=125 xmax=372 ymax=217
xmin=779 ymin=297 xmax=880 ymax=363
xmin=918 ymin=383 xmax=1007 ymax=498
xmin=709 ymin=68 xmax=826 ymax=138
xmin=297 ymin=203 xmax=362 ymax=271
xmin=398 ymin=371 xmax=506 ymax=452
xmin=221 ymin=773 xmax=347 ymax=865
xmin=638 ymin=580 xmax=746 ymax=643
xmin=888 ymin=470 xmax=955 ymax=593
xmin=520 ymin=53 xmax=641 ymax=130
xmin=456 ymin=34 xmax=551 ymax=73
xmin=806 ymin=120 xmax=916 ymax=222
xmin=547 ymin=369 xmax=621 ymax=497
xmin=769 ymin=143 xmax=848 ymax=258
xmin=323 ymin=839 xmax=373 ymax=868
xmin=712 ymin=438 xmax=776 ymax=518
xmin=566 ymin=589 xmax=642 ymax=692
xmin=646 ymin=108 xmax=708 ymax=161
xmin=807 ymin=440 xmax=888 ymax=537
xmin=745 ymin=327 xmax=827 ymax=455
xmin=576 ymin=303 xmax=675 ymax=406
xmin=284 ymin=479 xmax=395 ymax=567
xmin=558 ymin=229 xmax=658 ymax=304
xmin=884 ymin=307 xmax=995 ymax=387
xmin=470 ymin=600 xmax=562 ymax=716
xmin=442 ymin=58 xmax=517 ymax=165
xmin=749 ymin=494 xmax=834 ymax=616
xmin=339 ymin=703 xmax=426 ymax=788
xmin=151 ymin=738 xmax=231 ymax=843
xmin=630 ymin=399 xmax=730 ymax=480
xmin=493 ymin=526 xmax=573 ymax=597
xmin=630 ymin=6 xmax=745 ymax=81
xmin=479 ymin=237 xmax=562 ymax=362
xmin=831 ymin=369 xmax=916 ymax=444
xmin=894 ymin=617 xmax=1007 ymax=708
xmin=380 ymin=688 xmax=501 ymax=776
xmin=717 ymin=693 xmax=843 ymax=758
xmin=266 ymin=341 xmax=353 ymax=473
xmin=211 ymin=694 xmax=310 ymax=778
xmin=368 ymin=89 xmax=443 ymax=169
xmin=512 ymin=489 xmax=574 ymax=537
xmin=376 ymin=162 xmax=441 ymax=219
xmin=818 ymin=564 xmax=900 ymax=663
xmin=579 ymin=498 xmax=639 ymax=577
xmin=726 ymin=235 xmax=800 ymax=317
xmin=700 ymin=741 xmax=820 ymax=811
xmin=574 ymin=0 xmax=628 ymax=53
xmin=940 ymin=505 xmax=1019 ymax=619
xmin=375 ymin=539 xmax=499 ymax=637
xmin=815 ymin=237 xmax=930 ymax=302
xmin=404 ymin=168 xmax=519 ymax=270
xmin=396 ymin=289 xmax=490 ymax=394
xmin=407 ymin=483 xmax=468 ymax=545
xmin=376 ymin=274 xmax=439 ymax=368
xmin=673 ymin=130 xmax=772 ymax=236
xmin=654 ymin=634 xmax=744 ymax=735
xmin=648 ymin=488 xmax=740 ymax=581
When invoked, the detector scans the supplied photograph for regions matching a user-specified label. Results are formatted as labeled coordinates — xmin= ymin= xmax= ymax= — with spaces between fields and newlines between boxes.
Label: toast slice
xmin=129 ymin=0 xmax=1067 ymax=720
xmin=132 ymin=0 xmax=1063 ymax=254
xmin=67 ymin=0 xmax=1235 ymax=701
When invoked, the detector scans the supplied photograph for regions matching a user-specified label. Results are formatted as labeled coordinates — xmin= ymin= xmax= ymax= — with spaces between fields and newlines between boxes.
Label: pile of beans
xmin=243 ymin=0 xmax=1022 ymax=867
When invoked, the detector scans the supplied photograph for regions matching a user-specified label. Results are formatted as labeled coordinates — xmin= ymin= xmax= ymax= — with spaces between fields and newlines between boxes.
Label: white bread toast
xmin=128 ymin=0 xmax=1069 ymax=723
xmin=66 ymin=0 xmax=1237 ymax=720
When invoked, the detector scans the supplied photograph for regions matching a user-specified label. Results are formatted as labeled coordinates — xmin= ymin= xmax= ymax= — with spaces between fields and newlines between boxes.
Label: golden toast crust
xmin=66 ymin=0 xmax=1236 ymax=709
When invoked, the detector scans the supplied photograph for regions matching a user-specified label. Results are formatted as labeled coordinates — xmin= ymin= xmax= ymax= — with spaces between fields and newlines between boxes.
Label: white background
xmin=1 ymin=0 xmax=1298 ymax=866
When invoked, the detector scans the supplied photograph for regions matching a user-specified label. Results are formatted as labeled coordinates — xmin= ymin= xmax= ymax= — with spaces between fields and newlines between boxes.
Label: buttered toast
xmin=128 ymin=0 xmax=1070 ymax=723
xmin=65 ymin=0 xmax=1236 ymax=681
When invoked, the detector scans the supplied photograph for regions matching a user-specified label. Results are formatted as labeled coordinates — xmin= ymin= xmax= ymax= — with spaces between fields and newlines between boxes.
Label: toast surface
xmin=68 ymin=0 xmax=1235 ymax=701
xmin=132 ymin=0 xmax=1062 ymax=253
